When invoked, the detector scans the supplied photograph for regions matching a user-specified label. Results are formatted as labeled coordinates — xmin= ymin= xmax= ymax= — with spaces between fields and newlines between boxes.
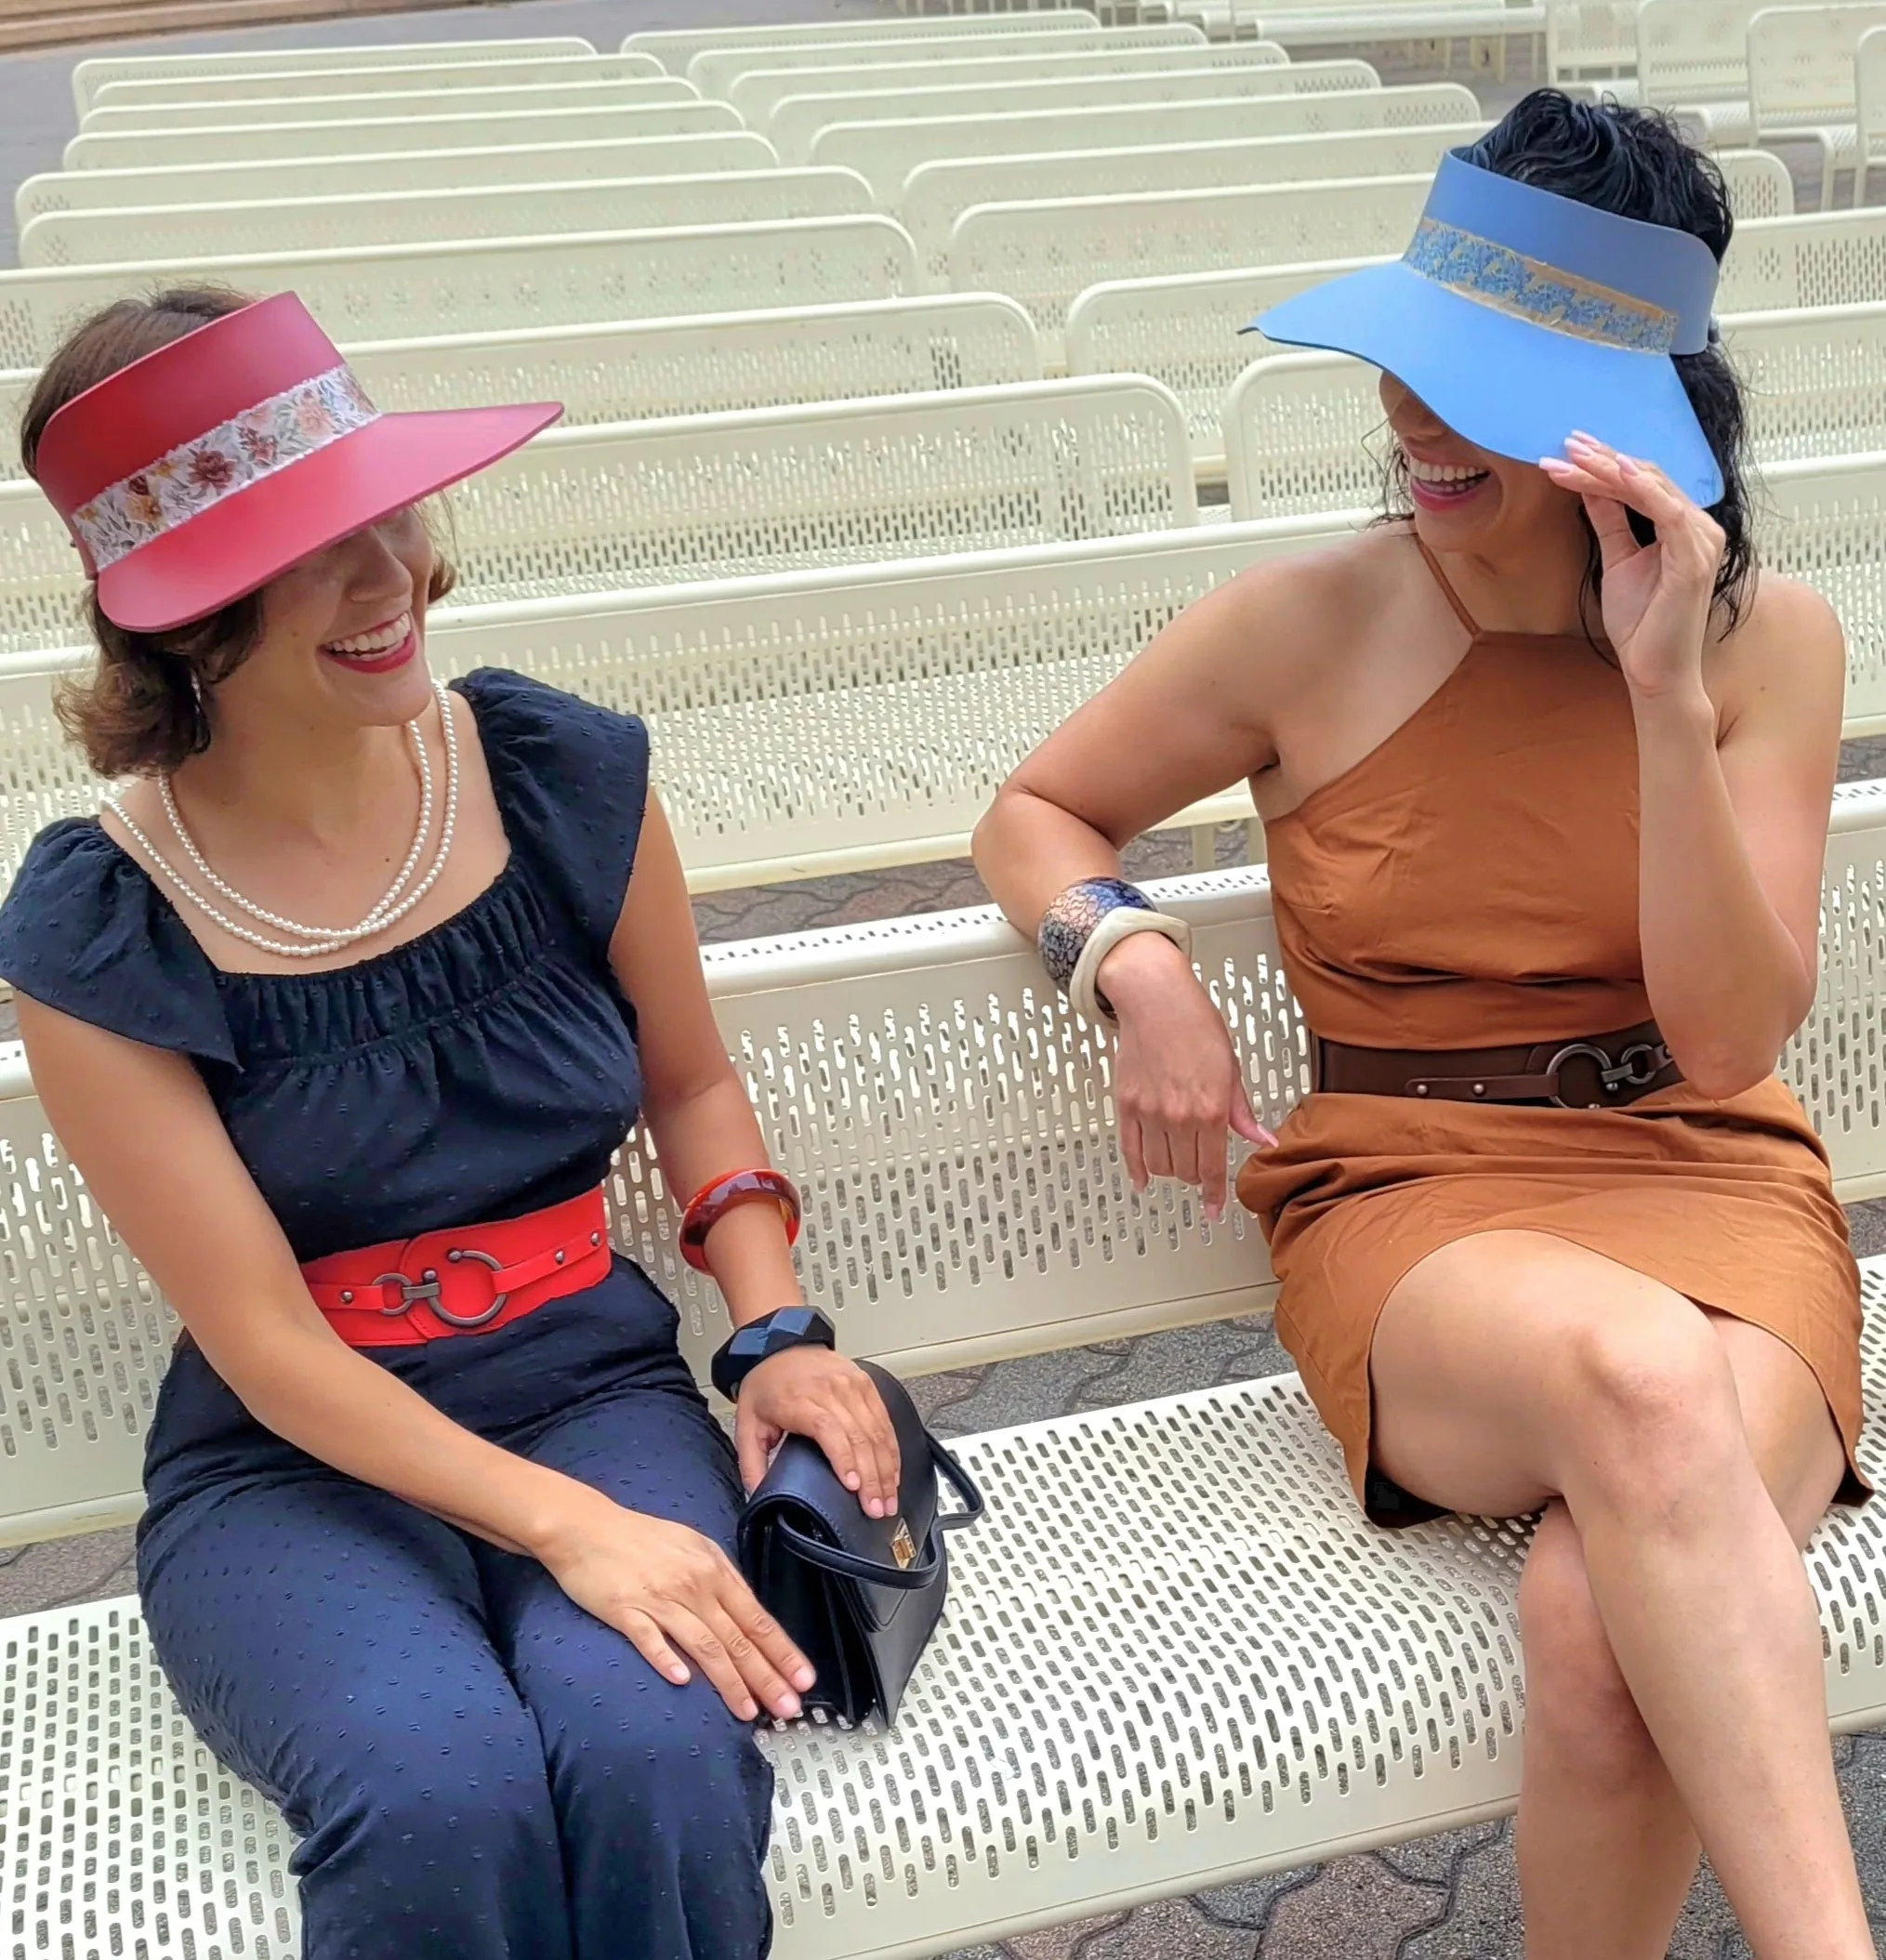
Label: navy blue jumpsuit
xmin=0 ymin=670 xmax=774 ymax=1960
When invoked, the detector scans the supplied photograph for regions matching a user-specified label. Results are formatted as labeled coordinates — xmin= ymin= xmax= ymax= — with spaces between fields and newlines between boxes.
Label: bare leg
xmin=1370 ymin=1230 xmax=1864 ymax=1960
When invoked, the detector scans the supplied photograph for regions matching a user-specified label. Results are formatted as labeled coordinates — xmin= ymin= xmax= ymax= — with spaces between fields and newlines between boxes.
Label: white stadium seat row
xmin=86 ymin=50 xmax=665 ymax=108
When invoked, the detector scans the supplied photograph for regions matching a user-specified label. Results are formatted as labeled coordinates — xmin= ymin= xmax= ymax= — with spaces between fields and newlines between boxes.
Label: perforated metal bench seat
xmin=8 ymin=1284 xmax=1886 ymax=1960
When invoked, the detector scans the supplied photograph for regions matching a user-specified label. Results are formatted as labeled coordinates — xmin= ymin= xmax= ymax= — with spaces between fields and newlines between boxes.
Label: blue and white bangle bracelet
xmin=1037 ymin=877 xmax=1193 ymax=1023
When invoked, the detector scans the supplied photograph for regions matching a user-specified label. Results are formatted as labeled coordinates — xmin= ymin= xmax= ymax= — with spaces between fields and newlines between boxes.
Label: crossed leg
xmin=1368 ymin=1229 xmax=1866 ymax=1960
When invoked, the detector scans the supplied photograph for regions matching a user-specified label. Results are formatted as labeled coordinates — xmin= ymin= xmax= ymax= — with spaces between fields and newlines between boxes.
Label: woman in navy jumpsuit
xmin=0 ymin=289 xmax=901 ymax=1960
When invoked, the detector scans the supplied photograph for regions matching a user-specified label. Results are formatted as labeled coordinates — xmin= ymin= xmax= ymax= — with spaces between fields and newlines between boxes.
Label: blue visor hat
xmin=1249 ymin=151 xmax=1724 ymax=506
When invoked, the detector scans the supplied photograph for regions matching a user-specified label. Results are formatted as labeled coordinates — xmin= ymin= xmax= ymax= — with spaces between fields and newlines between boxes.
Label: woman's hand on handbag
xmin=736 ymin=1346 xmax=903 ymax=1518
xmin=1098 ymin=930 xmax=1274 ymax=1220
xmin=536 ymin=1489 xmax=816 ymax=1722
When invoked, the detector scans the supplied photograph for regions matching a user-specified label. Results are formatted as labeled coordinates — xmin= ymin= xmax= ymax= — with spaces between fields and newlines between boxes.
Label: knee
xmin=549 ymin=1678 xmax=772 ymax=1850
xmin=297 ymin=1701 xmax=558 ymax=1893
xmin=1518 ymin=1522 xmax=1655 ymax=1781
xmin=1558 ymin=1308 xmax=1744 ymax=1499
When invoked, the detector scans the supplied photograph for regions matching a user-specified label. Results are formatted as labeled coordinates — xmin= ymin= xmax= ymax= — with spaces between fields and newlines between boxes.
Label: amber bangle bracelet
xmin=679 ymin=1167 xmax=802 ymax=1273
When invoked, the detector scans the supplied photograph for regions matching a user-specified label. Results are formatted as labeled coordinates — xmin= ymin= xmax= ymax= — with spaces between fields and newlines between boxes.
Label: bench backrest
xmin=0 ymin=520 xmax=1317 ymax=905
xmin=70 ymin=36 xmax=596 ymax=114
xmin=900 ymin=121 xmax=1484 ymax=283
xmin=1717 ymin=143 xmax=1799 ymax=217
xmin=689 ymin=23 xmax=1209 ymax=99
xmin=1854 ymin=26 xmax=1886 ymax=196
xmin=732 ymin=41 xmax=1289 ymax=135
xmin=90 ymin=52 xmax=665 ymax=109
xmin=1636 ymin=0 xmax=1827 ymax=107
xmin=625 ymin=13 xmax=1101 ymax=72
xmin=15 ymin=131 xmax=782 ymax=227
xmin=7 ymin=770 xmax=1885 ymax=1544
xmin=0 ymin=294 xmax=1041 ymax=483
xmin=818 ymin=80 xmax=1472 ymax=208
xmin=1717 ymin=206 xmax=1886 ymax=310
xmin=771 ymin=59 xmax=1381 ymax=164
xmin=0 ymin=377 xmax=1195 ymax=654
xmin=78 ymin=75 xmax=700 ymax=137
xmin=1546 ymin=0 xmax=1642 ymax=80
xmin=1749 ymin=2 xmax=1886 ymax=126
xmin=952 ymin=174 xmax=1431 ymax=363
xmin=0 ymin=213 xmax=918 ymax=370
xmin=63 ymin=99 xmax=741 ymax=173
xmin=18 ymin=167 xmax=877 ymax=270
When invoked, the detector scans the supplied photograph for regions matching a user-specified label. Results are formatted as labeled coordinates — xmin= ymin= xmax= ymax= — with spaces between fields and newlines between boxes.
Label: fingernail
xmin=671 ymin=1665 xmax=691 ymax=1684
xmin=844 ymin=1471 xmax=861 ymax=1488
xmin=1618 ymin=454 xmax=1639 ymax=475
xmin=778 ymin=1695 xmax=801 ymax=1719
xmin=793 ymin=1665 xmax=817 ymax=1690
xmin=1569 ymin=428 xmax=1598 ymax=443
xmin=866 ymin=1498 xmax=885 ymax=1518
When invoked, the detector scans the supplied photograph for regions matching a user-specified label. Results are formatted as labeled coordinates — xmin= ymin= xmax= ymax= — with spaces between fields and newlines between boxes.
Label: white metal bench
xmin=951 ymin=173 xmax=1431 ymax=363
xmin=62 ymin=99 xmax=743 ymax=174
xmin=18 ymin=168 xmax=877 ymax=270
xmin=900 ymin=118 xmax=1484 ymax=283
xmin=0 ymin=520 xmax=1332 ymax=899
xmin=1854 ymin=24 xmax=1886 ymax=202
xmin=1546 ymin=0 xmax=1640 ymax=82
xmin=692 ymin=22 xmax=1212 ymax=103
xmin=87 ymin=51 xmax=666 ymax=110
xmin=0 ymin=295 xmax=1042 ymax=483
xmin=732 ymin=40 xmax=1289 ymax=135
xmin=626 ymin=12 xmax=1102 ymax=72
xmin=75 ymin=74 xmax=700 ymax=138
xmin=0 ymin=377 xmax=1195 ymax=654
xmin=13 ymin=131 xmax=781 ymax=228
xmin=7 ymin=787 xmax=1886 ymax=1959
xmin=0 ymin=213 xmax=920 ymax=370
xmin=1747 ymin=3 xmax=1886 ymax=207
xmin=69 ymin=36 xmax=598 ymax=114
xmin=1178 ymin=0 xmax=1544 ymax=62
xmin=814 ymin=80 xmax=1477 ymax=207
xmin=771 ymin=59 xmax=1381 ymax=165
xmin=1632 ymin=0 xmax=1829 ymax=145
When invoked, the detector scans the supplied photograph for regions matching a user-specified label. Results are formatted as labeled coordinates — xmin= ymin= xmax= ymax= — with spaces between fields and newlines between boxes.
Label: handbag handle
xmin=770 ymin=1437 xmax=985 ymax=1590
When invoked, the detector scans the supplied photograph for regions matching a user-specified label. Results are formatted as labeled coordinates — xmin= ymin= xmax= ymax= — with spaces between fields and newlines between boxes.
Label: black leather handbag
xmin=737 ymin=1360 xmax=984 ymax=1725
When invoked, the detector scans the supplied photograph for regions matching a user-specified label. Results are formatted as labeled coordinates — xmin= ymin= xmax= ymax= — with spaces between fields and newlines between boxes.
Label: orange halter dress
xmin=1234 ymin=537 xmax=1866 ymax=1524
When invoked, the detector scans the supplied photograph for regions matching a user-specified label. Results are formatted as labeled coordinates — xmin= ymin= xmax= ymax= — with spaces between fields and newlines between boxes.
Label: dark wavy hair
xmin=20 ymin=285 xmax=455 ymax=779
xmin=1382 ymin=90 xmax=1756 ymax=629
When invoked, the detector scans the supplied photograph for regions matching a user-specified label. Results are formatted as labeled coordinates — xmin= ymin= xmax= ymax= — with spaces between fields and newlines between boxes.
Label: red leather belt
xmin=301 ymin=1187 xmax=612 ymax=1347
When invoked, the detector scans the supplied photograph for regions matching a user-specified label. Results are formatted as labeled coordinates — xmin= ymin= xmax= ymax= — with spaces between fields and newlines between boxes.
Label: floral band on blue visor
xmin=1403 ymin=217 xmax=1680 ymax=356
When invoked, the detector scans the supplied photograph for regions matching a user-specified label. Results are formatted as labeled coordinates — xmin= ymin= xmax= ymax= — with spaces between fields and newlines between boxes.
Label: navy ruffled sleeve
xmin=0 ymin=818 xmax=235 ymax=1067
xmin=455 ymin=668 xmax=651 ymax=958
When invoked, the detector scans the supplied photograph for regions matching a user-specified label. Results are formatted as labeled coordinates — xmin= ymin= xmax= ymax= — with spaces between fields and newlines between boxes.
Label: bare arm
xmin=972 ymin=561 xmax=1331 ymax=1212
xmin=610 ymin=786 xmax=900 ymax=1512
xmin=1542 ymin=440 xmax=1840 ymax=1098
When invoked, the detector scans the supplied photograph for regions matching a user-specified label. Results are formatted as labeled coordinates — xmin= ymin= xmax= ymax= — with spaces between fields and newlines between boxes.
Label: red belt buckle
xmin=302 ymin=1188 xmax=612 ymax=1347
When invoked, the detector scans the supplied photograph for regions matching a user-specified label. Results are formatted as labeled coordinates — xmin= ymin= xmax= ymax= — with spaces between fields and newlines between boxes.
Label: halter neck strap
xmin=1413 ymin=534 xmax=1482 ymax=638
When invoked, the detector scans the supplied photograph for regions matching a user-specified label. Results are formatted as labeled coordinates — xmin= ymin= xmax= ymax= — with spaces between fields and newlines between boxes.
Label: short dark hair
xmin=20 ymin=285 xmax=454 ymax=778
xmin=1388 ymin=91 xmax=1756 ymax=626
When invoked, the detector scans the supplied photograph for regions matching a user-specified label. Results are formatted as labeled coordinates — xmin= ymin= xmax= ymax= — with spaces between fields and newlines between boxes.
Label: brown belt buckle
xmin=1545 ymin=1040 xmax=1668 ymax=1109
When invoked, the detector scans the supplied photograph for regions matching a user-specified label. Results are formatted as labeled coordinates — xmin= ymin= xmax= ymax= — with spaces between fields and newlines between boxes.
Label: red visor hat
xmin=33 ymin=292 xmax=561 ymax=635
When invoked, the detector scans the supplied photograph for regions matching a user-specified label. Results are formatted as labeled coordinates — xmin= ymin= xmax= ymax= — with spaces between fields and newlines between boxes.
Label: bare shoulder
xmin=1213 ymin=524 xmax=1413 ymax=674
xmin=1710 ymin=570 xmax=1844 ymax=740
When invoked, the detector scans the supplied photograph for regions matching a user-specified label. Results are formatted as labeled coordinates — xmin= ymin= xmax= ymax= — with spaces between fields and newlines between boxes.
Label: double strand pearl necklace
xmin=104 ymin=680 xmax=459 ymax=960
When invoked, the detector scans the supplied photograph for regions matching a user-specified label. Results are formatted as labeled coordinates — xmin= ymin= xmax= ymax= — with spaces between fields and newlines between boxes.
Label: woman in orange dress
xmin=974 ymin=95 xmax=1870 ymax=1957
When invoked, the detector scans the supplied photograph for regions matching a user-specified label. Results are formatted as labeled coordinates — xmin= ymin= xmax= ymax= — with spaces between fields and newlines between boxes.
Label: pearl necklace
xmin=104 ymin=681 xmax=459 ymax=960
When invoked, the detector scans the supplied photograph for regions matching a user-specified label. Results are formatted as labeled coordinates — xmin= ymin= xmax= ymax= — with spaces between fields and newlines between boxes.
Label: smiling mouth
xmin=320 ymin=610 xmax=415 ymax=673
xmin=1405 ymin=453 xmax=1491 ymax=506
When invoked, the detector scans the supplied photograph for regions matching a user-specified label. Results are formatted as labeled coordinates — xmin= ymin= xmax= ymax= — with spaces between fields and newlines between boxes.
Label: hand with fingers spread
xmin=735 ymin=1345 xmax=903 ymax=1517
xmin=1538 ymin=431 xmax=1725 ymax=707
xmin=1094 ymin=928 xmax=1274 ymax=1221
xmin=536 ymin=1490 xmax=817 ymax=1722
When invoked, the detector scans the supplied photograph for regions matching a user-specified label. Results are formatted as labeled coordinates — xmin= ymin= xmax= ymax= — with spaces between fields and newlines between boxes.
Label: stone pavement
xmin=3 ymin=1 xmax=1884 ymax=1948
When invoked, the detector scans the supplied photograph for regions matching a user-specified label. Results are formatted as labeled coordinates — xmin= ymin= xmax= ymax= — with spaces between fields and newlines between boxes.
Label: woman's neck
xmin=169 ymin=697 xmax=424 ymax=849
xmin=1435 ymin=505 xmax=1601 ymax=638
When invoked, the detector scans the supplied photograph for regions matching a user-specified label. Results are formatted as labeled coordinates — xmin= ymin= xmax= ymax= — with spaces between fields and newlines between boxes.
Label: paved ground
xmin=3 ymin=3 xmax=1883 ymax=1951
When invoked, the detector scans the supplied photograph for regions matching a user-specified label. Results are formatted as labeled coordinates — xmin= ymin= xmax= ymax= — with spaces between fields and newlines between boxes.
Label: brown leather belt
xmin=1312 ymin=1019 xmax=1682 ymax=1110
